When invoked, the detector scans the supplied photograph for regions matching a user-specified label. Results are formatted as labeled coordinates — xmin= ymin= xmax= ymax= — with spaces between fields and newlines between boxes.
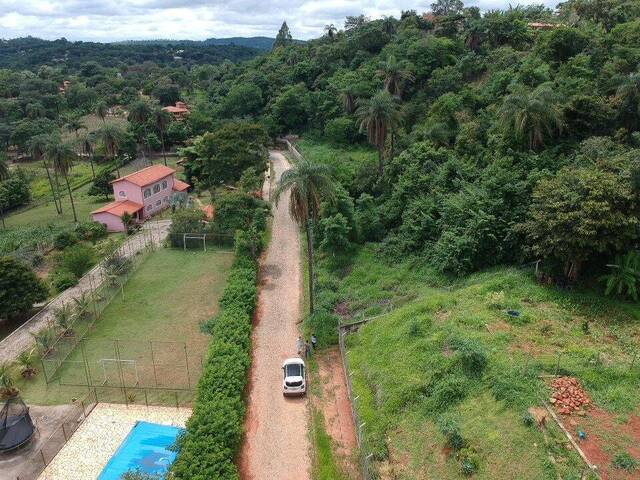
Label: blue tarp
xmin=98 ymin=421 xmax=183 ymax=480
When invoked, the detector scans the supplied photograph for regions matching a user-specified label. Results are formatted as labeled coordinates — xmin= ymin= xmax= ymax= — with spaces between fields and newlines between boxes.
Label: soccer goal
xmin=183 ymin=233 xmax=207 ymax=252
xmin=98 ymin=358 xmax=140 ymax=387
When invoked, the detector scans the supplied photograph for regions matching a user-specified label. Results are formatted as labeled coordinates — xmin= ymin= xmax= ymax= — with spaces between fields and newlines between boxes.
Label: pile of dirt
xmin=550 ymin=376 xmax=591 ymax=415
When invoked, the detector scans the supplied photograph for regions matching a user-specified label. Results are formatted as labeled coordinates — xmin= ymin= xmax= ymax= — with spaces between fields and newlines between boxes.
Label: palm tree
xmin=324 ymin=24 xmax=337 ymax=40
xmin=377 ymin=55 xmax=415 ymax=97
xmin=381 ymin=16 xmax=397 ymax=36
xmin=65 ymin=116 xmax=86 ymax=139
xmin=499 ymin=85 xmax=564 ymax=150
xmin=616 ymin=72 xmax=640 ymax=131
xmin=356 ymin=91 xmax=402 ymax=174
xmin=0 ymin=155 xmax=8 ymax=228
xmin=95 ymin=101 xmax=108 ymax=124
xmin=28 ymin=134 xmax=62 ymax=214
xmin=339 ymin=85 xmax=358 ymax=114
xmin=97 ymin=123 xmax=125 ymax=177
xmin=128 ymin=100 xmax=152 ymax=164
xmin=79 ymin=132 xmax=96 ymax=178
xmin=153 ymin=108 xmax=171 ymax=166
xmin=273 ymin=159 xmax=335 ymax=314
xmin=46 ymin=140 xmax=78 ymax=223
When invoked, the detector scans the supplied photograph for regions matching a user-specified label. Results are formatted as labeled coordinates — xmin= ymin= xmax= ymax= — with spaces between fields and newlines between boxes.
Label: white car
xmin=282 ymin=358 xmax=306 ymax=396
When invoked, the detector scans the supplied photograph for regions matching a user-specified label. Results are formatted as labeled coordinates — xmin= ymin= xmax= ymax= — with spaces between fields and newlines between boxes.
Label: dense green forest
xmin=176 ymin=2 xmax=640 ymax=289
xmin=0 ymin=37 xmax=262 ymax=69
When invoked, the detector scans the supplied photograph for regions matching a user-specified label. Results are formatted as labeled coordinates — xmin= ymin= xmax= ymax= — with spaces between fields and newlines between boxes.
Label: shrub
xmin=103 ymin=252 xmax=133 ymax=276
xmin=437 ymin=414 xmax=465 ymax=451
xmin=53 ymin=230 xmax=78 ymax=250
xmin=75 ymin=221 xmax=108 ymax=243
xmin=427 ymin=374 xmax=470 ymax=412
xmin=171 ymin=234 xmax=260 ymax=479
xmin=57 ymin=244 xmax=96 ymax=279
xmin=612 ymin=452 xmax=638 ymax=471
xmin=319 ymin=213 xmax=351 ymax=252
xmin=49 ymin=269 xmax=78 ymax=292
xmin=0 ymin=256 xmax=48 ymax=319
xmin=450 ymin=337 xmax=488 ymax=378
xmin=324 ymin=117 xmax=358 ymax=144
xmin=304 ymin=310 xmax=339 ymax=347
xmin=458 ymin=447 xmax=480 ymax=476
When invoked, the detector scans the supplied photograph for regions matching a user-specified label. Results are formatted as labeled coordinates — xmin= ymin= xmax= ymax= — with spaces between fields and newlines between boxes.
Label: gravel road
xmin=239 ymin=151 xmax=311 ymax=480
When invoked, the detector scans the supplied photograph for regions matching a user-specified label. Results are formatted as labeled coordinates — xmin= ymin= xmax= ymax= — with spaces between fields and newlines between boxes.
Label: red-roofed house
xmin=162 ymin=101 xmax=190 ymax=120
xmin=91 ymin=164 xmax=189 ymax=232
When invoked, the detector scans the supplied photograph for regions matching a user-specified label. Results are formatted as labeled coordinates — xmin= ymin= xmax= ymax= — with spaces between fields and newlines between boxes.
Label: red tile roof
xmin=201 ymin=205 xmax=215 ymax=219
xmin=91 ymin=200 xmax=143 ymax=216
xmin=172 ymin=179 xmax=190 ymax=192
xmin=113 ymin=165 xmax=176 ymax=187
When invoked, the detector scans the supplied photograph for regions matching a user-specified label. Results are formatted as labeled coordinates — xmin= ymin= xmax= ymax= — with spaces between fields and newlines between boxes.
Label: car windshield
xmin=285 ymin=364 xmax=302 ymax=377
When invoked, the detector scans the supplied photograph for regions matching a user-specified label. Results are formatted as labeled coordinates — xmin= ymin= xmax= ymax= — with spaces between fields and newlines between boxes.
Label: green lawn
xmin=314 ymin=246 xmax=639 ymax=479
xmin=17 ymin=247 xmax=234 ymax=405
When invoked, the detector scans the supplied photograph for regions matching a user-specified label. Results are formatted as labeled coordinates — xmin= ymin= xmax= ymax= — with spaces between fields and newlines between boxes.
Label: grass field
xmin=296 ymin=138 xmax=377 ymax=188
xmin=313 ymin=246 xmax=640 ymax=479
xmin=16 ymin=247 xmax=234 ymax=405
xmin=3 ymin=156 xmax=181 ymax=229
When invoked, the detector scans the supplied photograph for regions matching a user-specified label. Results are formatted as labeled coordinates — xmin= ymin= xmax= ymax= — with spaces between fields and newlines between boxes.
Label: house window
xmin=146 ymin=204 xmax=153 ymax=211
xmin=118 ymin=191 xmax=126 ymax=197
xmin=162 ymin=180 xmax=168 ymax=190
xmin=153 ymin=184 xmax=161 ymax=194
xmin=144 ymin=188 xmax=151 ymax=198
xmin=155 ymin=200 xmax=161 ymax=206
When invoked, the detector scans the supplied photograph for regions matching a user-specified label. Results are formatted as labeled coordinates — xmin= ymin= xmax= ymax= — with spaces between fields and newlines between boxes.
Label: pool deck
xmin=38 ymin=403 xmax=191 ymax=480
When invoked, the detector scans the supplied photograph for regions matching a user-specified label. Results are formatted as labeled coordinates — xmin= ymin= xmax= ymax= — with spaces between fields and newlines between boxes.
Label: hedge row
xmin=170 ymin=250 xmax=259 ymax=479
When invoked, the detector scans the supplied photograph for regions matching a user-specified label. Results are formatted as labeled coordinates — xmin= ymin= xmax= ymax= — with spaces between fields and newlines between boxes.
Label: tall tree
xmin=273 ymin=21 xmax=293 ymax=49
xmin=95 ymin=101 xmax=108 ymax=124
xmin=324 ymin=24 xmax=337 ymax=40
xmin=431 ymin=0 xmax=464 ymax=16
xmin=27 ymin=134 xmax=62 ymax=214
xmin=79 ymin=132 xmax=96 ymax=178
xmin=153 ymin=108 xmax=171 ymax=166
xmin=499 ymin=85 xmax=564 ymax=150
xmin=128 ymin=100 xmax=152 ymax=164
xmin=356 ymin=91 xmax=402 ymax=174
xmin=97 ymin=123 xmax=125 ymax=177
xmin=377 ymin=55 xmax=415 ymax=97
xmin=340 ymin=85 xmax=357 ymax=114
xmin=273 ymin=159 xmax=335 ymax=314
xmin=616 ymin=72 xmax=640 ymax=131
xmin=65 ymin=116 xmax=85 ymax=139
xmin=0 ymin=153 xmax=7 ymax=228
xmin=46 ymin=140 xmax=78 ymax=222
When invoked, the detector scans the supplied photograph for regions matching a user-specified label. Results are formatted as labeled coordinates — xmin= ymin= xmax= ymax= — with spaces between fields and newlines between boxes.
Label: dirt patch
xmin=485 ymin=319 xmax=511 ymax=334
xmin=315 ymin=347 xmax=358 ymax=477
xmin=555 ymin=407 xmax=640 ymax=479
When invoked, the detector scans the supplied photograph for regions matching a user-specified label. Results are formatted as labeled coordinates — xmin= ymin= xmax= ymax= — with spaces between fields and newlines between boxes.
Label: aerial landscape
xmin=0 ymin=0 xmax=639 ymax=479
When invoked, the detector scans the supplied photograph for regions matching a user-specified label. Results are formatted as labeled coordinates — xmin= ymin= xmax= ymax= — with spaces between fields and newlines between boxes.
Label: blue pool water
xmin=98 ymin=421 xmax=183 ymax=480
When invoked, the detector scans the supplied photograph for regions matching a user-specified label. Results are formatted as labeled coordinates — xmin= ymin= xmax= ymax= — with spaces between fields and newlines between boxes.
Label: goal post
xmin=98 ymin=358 xmax=140 ymax=387
xmin=183 ymin=233 xmax=207 ymax=252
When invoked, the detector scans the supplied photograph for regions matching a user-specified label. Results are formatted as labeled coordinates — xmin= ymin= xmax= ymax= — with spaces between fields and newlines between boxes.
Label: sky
xmin=0 ymin=0 xmax=558 ymax=42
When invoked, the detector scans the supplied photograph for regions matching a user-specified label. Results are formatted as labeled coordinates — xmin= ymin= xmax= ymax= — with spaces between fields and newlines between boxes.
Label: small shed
xmin=91 ymin=200 xmax=143 ymax=233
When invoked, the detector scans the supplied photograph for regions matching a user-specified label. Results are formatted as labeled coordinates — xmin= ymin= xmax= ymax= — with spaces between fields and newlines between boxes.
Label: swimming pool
xmin=98 ymin=421 xmax=183 ymax=480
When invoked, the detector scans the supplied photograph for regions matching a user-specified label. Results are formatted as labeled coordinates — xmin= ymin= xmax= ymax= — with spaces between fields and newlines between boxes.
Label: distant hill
xmin=0 ymin=36 xmax=264 ymax=69
xmin=203 ymin=37 xmax=276 ymax=50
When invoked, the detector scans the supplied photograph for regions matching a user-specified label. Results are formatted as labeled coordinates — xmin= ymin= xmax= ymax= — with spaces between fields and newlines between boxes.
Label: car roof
xmin=283 ymin=358 xmax=305 ymax=367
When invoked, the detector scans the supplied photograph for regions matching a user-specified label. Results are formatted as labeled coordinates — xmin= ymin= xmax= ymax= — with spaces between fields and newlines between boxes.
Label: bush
xmin=324 ymin=117 xmax=358 ymax=144
xmin=0 ymin=170 xmax=31 ymax=211
xmin=171 ymin=233 xmax=260 ymax=479
xmin=57 ymin=244 xmax=96 ymax=279
xmin=0 ymin=256 xmax=48 ymax=319
xmin=53 ymin=230 xmax=78 ymax=250
xmin=450 ymin=337 xmax=488 ymax=378
xmin=427 ymin=374 xmax=470 ymax=412
xmin=458 ymin=447 xmax=480 ymax=476
xmin=319 ymin=213 xmax=351 ymax=252
xmin=49 ymin=269 xmax=78 ymax=292
xmin=75 ymin=222 xmax=108 ymax=243
xmin=103 ymin=252 xmax=133 ymax=276
xmin=304 ymin=310 xmax=339 ymax=347
xmin=437 ymin=414 xmax=465 ymax=451
xmin=612 ymin=452 xmax=638 ymax=471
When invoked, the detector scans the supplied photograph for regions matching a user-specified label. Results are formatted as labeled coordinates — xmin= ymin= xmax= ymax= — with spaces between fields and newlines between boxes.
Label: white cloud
xmin=0 ymin=0 xmax=559 ymax=42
